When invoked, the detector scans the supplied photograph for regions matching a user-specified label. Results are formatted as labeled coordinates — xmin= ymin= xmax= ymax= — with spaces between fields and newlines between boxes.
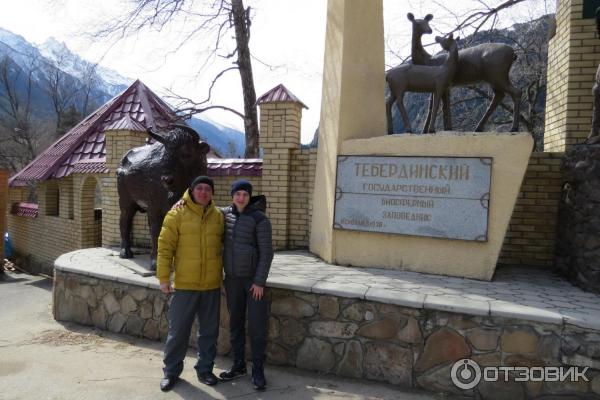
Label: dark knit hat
xmin=190 ymin=175 xmax=214 ymax=192
xmin=231 ymin=179 xmax=252 ymax=196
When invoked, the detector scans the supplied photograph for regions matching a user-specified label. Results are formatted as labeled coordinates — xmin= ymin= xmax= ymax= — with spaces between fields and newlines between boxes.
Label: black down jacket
xmin=222 ymin=195 xmax=273 ymax=286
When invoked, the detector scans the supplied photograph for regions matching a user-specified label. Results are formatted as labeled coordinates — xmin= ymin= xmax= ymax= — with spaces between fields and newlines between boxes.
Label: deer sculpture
xmin=386 ymin=34 xmax=459 ymax=134
xmin=406 ymin=13 xmax=451 ymax=131
xmin=400 ymin=13 xmax=521 ymax=134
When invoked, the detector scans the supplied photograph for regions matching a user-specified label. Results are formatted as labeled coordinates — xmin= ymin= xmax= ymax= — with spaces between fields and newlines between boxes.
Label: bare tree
xmin=80 ymin=63 xmax=102 ymax=116
xmin=0 ymin=54 xmax=53 ymax=171
xmin=95 ymin=0 xmax=260 ymax=158
xmin=41 ymin=46 xmax=80 ymax=135
xmin=434 ymin=0 xmax=527 ymax=38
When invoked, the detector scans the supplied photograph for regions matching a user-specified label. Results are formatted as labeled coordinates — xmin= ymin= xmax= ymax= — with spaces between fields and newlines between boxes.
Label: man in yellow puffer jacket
xmin=156 ymin=175 xmax=224 ymax=391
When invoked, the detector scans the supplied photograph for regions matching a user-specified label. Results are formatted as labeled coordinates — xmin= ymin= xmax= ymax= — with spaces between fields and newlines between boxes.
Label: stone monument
xmin=310 ymin=0 xmax=533 ymax=281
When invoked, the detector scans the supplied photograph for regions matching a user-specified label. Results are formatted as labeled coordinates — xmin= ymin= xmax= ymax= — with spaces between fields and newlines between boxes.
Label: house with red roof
xmin=5 ymin=81 xmax=315 ymax=274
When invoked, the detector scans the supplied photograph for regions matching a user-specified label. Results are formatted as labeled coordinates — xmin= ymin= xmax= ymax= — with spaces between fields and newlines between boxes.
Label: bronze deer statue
xmin=403 ymin=13 xmax=522 ymax=134
xmin=386 ymin=34 xmax=459 ymax=134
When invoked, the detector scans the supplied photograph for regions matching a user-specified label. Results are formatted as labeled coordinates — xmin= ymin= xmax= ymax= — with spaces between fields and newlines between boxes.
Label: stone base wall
xmin=53 ymin=270 xmax=233 ymax=353
xmin=555 ymin=144 xmax=600 ymax=292
xmin=54 ymin=270 xmax=600 ymax=398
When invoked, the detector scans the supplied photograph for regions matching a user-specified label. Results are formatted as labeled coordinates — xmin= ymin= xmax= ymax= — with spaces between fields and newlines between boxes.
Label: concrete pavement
xmin=0 ymin=271 xmax=455 ymax=400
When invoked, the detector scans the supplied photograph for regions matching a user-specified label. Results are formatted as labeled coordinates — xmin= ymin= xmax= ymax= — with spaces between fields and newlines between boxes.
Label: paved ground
xmin=0 ymin=270 xmax=455 ymax=400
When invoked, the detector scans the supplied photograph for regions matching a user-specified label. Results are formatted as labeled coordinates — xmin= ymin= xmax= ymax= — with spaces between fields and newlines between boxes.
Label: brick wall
xmin=544 ymin=0 xmax=600 ymax=151
xmin=288 ymin=147 xmax=317 ymax=248
xmin=6 ymin=174 xmax=103 ymax=274
xmin=499 ymin=152 xmax=563 ymax=267
xmin=0 ymin=170 xmax=7 ymax=259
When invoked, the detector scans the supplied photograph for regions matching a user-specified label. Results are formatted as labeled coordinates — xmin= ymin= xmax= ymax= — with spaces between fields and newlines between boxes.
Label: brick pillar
xmin=258 ymin=98 xmax=304 ymax=250
xmin=0 ymin=169 xmax=8 ymax=259
xmin=102 ymin=129 xmax=148 ymax=248
xmin=544 ymin=0 xmax=600 ymax=151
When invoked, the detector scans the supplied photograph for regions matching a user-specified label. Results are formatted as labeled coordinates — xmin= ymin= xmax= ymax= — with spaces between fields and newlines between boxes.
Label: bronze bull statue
xmin=116 ymin=124 xmax=210 ymax=270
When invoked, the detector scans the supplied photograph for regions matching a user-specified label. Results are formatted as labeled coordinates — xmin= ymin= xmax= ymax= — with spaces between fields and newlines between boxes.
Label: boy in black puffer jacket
xmin=219 ymin=180 xmax=273 ymax=391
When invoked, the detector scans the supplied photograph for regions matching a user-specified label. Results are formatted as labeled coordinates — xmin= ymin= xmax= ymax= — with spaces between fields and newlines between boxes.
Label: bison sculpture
xmin=116 ymin=124 xmax=210 ymax=270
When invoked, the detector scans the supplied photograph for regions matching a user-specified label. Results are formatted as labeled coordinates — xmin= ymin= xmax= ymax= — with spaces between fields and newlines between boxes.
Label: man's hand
xmin=249 ymin=284 xmax=264 ymax=300
xmin=160 ymin=282 xmax=174 ymax=294
xmin=171 ymin=199 xmax=186 ymax=211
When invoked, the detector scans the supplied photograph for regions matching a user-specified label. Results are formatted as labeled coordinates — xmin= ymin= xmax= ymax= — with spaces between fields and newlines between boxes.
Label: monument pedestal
xmin=330 ymin=132 xmax=533 ymax=281
xmin=310 ymin=0 xmax=532 ymax=280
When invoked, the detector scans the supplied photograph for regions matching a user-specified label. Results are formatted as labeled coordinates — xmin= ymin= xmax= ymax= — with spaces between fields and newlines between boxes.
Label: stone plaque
xmin=333 ymin=156 xmax=492 ymax=241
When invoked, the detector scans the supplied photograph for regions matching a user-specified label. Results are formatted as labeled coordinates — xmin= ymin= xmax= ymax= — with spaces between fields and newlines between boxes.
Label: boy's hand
xmin=160 ymin=282 xmax=174 ymax=294
xmin=249 ymin=284 xmax=264 ymax=300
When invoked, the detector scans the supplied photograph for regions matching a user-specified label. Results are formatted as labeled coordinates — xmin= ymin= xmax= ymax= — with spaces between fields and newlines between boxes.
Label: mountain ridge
xmin=0 ymin=27 xmax=245 ymax=158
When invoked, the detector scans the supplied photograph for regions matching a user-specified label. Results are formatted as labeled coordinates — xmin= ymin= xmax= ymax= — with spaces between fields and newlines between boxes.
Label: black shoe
xmin=160 ymin=375 xmax=178 ymax=392
xmin=219 ymin=361 xmax=247 ymax=381
xmin=197 ymin=371 xmax=219 ymax=386
xmin=252 ymin=365 xmax=267 ymax=391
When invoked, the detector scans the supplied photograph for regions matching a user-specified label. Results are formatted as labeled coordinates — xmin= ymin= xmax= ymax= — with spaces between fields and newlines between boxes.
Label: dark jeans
xmin=225 ymin=277 xmax=268 ymax=366
xmin=163 ymin=288 xmax=220 ymax=377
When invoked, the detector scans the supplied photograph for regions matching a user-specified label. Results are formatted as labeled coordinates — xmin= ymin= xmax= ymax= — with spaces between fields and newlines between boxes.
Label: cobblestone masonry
xmin=556 ymin=143 xmax=600 ymax=292
xmin=54 ymin=249 xmax=600 ymax=399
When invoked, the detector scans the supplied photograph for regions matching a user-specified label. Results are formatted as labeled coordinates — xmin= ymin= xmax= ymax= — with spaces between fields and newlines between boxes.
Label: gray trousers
xmin=163 ymin=288 xmax=220 ymax=377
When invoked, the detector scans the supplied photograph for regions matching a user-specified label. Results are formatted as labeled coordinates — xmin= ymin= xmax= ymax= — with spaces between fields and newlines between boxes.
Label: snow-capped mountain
xmin=39 ymin=37 xmax=130 ymax=97
xmin=0 ymin=26 xmax=245 ymax=157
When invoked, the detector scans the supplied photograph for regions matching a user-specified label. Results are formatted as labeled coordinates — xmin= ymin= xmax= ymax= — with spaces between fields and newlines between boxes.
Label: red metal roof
xmin=10 ymin=202 xmax=38 ymax=218
xmin=104 ymin=114 xmax=147 ymax=132
xmin=9 ymin=80 xmax=177 ymax=187
xmin=256 ymin=84 xmax=308 ymax=109
xmin=71 ymin=159 xmax=110 ymax=174
xmin=38 ymin=158 xmax=262 ymax=178
xmin=207 ymin=158 xmax=262 ymax=177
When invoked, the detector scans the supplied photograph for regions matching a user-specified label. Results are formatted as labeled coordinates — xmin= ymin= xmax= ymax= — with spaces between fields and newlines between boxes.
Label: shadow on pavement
xmin=24 ymin=276 xmax=53 ymax=291
xmin=0 ymin=273 xmax=28 ymax=284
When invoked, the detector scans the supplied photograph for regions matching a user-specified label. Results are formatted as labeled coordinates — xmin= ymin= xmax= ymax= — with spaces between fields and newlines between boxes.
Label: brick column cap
xmin=257 ymin=84 xmax=308 ymax=109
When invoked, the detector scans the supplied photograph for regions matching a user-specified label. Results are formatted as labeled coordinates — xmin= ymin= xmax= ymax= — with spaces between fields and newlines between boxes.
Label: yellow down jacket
xmin=156 ymin=190 xmax=224 ymax=291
